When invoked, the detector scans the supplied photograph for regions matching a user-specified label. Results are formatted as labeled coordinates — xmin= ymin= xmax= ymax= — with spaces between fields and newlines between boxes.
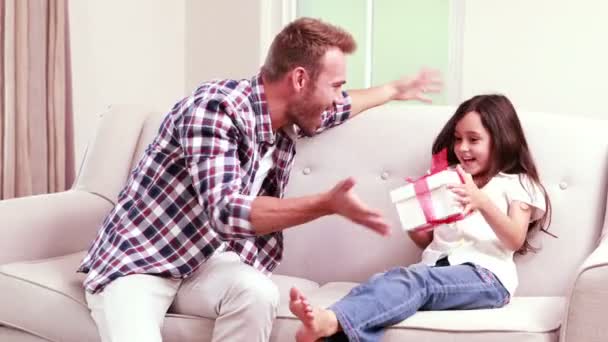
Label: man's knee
xmin=209 ymin=268 xmax=279 ymax=341
xmin=229 ymin=269 xmax=280 ymax=312
xmin=244 ymin=273 xmax=280 ymax=309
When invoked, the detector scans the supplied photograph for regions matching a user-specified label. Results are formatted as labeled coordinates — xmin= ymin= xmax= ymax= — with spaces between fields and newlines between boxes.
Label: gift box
xmin=389 ymin=150 xmax=466 ymax=232
xmin=390 ymin=169 xmax=465 ymax=231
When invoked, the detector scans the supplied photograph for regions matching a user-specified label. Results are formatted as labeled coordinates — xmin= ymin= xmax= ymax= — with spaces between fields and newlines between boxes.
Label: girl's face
xmin=454 ymin=111 xmax=493 ymax=182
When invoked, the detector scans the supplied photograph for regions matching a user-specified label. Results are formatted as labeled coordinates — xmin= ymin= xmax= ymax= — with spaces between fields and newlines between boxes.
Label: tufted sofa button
xmin=559 ymin=181 xmax=568 ymax=190
xmin=302 ymin=167 xmax=311 ymax=175
xmin=381 ymin=171 xmax=389 ymax=180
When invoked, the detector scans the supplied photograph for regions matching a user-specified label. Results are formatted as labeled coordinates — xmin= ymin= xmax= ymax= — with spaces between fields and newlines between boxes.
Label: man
xmin=78 ymin=17 xmax=441 ymax=342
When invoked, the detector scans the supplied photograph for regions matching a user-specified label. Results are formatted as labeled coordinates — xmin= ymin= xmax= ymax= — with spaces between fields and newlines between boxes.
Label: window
xmin=294 ymin=0 xmax=463 ymax=105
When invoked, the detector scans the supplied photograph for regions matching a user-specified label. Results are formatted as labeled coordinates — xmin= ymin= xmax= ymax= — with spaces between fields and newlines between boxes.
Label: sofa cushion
xmin=272 ymin=319 xmax=558 ymax=342
xmin=0 ymin=252 xmax=564 ymax=342
xmin=0 ymin=253 xmax=98 ymax=342
xmin=274 ymin=282 xmax=564 ymax=341
xmin=0 ymin=251 xmax=319 ymax=342
xmin=0 ymin=325 xmax=49 ymax=342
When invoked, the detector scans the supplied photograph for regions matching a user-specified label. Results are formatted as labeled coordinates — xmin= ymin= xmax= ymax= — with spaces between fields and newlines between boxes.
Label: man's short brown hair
xmin=261 ymin=17 xmax=356 ymax=82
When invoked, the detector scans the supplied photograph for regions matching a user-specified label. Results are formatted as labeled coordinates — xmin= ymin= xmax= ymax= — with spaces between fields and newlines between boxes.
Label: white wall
xmin=462 ymin=0 xmax=608 ymax=119
xmin=69 ymin=1 xmax=607 ymax=169
xmin=69 ymin=0 xmax=267 ymax=168
xmin=185 ymin=0 xmax=263 ymax=91
xmin=69 ymin=0 xmax=187 ymax=167
xmin=260 ymin=0 xmax=608 ymax=119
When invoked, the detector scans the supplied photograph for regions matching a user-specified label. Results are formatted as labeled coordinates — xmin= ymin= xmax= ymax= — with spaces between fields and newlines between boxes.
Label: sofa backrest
xmin=73 ymin=105 xmax=158 ymax=203
xmin=75 ymin=104 xmax=608 ymax=296
xmin=275 ymin=104 xmax=608 ymax=296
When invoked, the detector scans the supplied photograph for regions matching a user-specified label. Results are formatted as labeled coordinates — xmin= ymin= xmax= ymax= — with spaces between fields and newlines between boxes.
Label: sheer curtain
xmin=0 ymin=0 xmax=74 ymax=199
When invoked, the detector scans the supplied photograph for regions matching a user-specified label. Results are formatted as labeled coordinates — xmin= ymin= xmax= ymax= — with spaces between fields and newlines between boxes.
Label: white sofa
xmin=0 ymin=104 xmax=607 ymax=342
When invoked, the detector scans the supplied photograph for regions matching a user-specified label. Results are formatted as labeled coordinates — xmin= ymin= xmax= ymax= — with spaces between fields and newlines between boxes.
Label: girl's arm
xmin=449 ymin=166 xmax=533 ymax=251
xmin=477 ymin=198 xmax=532 ymax=251
xmin=408 ymin=229 xmax=434 ymax=249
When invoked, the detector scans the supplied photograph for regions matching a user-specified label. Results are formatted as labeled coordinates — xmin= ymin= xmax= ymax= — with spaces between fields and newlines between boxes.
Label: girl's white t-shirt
xmin=421 ymin=172 xmax=546 ymax=295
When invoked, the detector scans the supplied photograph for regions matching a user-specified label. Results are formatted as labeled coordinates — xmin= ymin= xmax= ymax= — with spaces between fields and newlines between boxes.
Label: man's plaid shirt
xmin=78 ymin=74 xmax=352 ymax=293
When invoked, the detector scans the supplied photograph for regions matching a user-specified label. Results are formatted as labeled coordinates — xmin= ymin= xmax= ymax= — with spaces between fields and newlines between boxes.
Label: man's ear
xmin=291 ymin=67 xmax=308 ymax=93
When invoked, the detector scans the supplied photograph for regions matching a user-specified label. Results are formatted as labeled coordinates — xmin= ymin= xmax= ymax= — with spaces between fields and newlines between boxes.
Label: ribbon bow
xmin=406 ymin=148 xmax=465 ymax=231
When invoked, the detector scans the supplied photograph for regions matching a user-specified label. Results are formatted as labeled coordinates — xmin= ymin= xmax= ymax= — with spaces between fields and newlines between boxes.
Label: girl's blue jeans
xmin=326 ymin=261 xmax=510 ymax=342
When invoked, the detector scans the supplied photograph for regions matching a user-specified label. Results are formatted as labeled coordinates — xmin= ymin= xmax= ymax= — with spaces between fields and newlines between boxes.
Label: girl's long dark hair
xmin=432 ymin=94 xmax=553 ymax=254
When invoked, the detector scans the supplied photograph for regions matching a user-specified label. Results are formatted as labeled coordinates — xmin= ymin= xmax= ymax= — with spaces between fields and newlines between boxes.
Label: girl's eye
xmin=455 ymin=137 xmax=462 ymax=142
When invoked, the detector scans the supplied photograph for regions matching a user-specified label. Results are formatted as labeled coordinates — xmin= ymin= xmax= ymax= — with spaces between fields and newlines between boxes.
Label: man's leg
xmin=175 ymin=251 xmax=280 ymax=342
xmin=85 ymin=274 xmax=181 ymax=342
xmin=290 ymin=263 xmax=509 ymax=342
xmin=85 ymin=291 xmax=111 ymax=342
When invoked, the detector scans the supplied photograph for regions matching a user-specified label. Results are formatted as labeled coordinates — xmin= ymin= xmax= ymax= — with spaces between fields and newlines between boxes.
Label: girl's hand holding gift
xmin=448 ymin=165 xmax=491 ymax=216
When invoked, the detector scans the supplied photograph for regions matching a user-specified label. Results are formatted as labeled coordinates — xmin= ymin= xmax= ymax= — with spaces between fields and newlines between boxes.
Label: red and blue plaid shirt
xmin=78 ymin=74 xmax=352 ymax=293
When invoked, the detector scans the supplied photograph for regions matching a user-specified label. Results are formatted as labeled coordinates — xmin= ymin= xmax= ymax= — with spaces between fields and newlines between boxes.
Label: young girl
xmin=289 ymin=94 xmax=552 ymax=342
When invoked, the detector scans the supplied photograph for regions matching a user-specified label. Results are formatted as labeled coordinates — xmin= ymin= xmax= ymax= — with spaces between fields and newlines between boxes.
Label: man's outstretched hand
xmin=388 ymin=69 xmax=443 ymax=103
xmin=324 ymin=177 xmax=391 ymax=236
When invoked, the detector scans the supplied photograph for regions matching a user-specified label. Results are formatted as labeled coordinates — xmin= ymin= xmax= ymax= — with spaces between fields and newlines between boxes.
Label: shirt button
xmin=381 ymin=171 xmax=389 ymax=180
xmin=559 ymin=181 xmax=568 ymax=190
xmin=303 ymin=167 xmax=311 ymax=175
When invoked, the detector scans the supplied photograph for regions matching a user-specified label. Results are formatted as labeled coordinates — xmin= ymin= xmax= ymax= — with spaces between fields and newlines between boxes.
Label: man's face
xmin=287 ymin=48 xmax=347 ymax=137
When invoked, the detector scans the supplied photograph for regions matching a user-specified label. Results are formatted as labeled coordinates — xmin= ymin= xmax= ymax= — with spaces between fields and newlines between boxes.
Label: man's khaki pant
xmin=85 ymin=252 xmax=279 ymax=342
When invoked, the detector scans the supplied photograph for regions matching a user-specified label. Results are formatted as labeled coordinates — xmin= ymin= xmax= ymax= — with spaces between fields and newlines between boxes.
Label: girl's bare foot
xmin=289 ymin=287 xmax=341 ymax=342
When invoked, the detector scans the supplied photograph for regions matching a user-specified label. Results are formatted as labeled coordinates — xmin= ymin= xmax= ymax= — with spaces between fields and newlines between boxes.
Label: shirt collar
xmin=282 ymin=123 xmax=298 ymax=141
xmin=250 ymin=74 xmax=276 ymax=144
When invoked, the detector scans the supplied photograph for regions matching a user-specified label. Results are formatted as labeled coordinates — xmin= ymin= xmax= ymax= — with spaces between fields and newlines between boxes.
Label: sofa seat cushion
xmin=0 ymin=251 xmax=320 ymax=342
xmin=274 ymin=282 xmax=564 ymax=342
xmin=0 ymin=253 xmax=564 ymax=342
xmin=0 ymin=325 xmax=49 ymax=342
xmin=0 ymin=252 xmax=99 ymax=342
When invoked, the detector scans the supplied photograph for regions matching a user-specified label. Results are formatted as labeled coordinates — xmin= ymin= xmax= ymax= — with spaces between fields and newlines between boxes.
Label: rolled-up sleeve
xmin=178 ymin=99 xmax=256 ymax=239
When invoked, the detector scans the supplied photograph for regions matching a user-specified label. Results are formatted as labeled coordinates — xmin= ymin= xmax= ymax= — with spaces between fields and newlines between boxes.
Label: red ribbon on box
xmin=406 ymin=149 xmax=466 ymax=231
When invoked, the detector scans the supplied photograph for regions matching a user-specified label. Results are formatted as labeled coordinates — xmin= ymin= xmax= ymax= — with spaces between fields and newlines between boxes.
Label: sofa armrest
xmin=561 ymin=236 xmax=608 ymax=342
xmin=0 ymin=190 xmax=112 ymax=265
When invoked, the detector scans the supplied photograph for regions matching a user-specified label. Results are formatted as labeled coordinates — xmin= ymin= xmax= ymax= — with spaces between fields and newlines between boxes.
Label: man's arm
xmin=313 ymin=69 xmax=442 ymax=136
xmin=349 ymin=69 xmax=443 ymax=118
xmin=251 ymin=177 xmax=389 ymax=236
xmin=180 ymin=99 xmax=259 ymax=240
xmin=181 ymin=99 xmax=389 ymax=239
xmin=251 ymin=194 xmax=330 ymax=234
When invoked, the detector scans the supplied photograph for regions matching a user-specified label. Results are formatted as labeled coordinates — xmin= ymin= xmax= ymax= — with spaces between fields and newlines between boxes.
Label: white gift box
xmin=390 ymin=169 xmax=465 ymax=231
